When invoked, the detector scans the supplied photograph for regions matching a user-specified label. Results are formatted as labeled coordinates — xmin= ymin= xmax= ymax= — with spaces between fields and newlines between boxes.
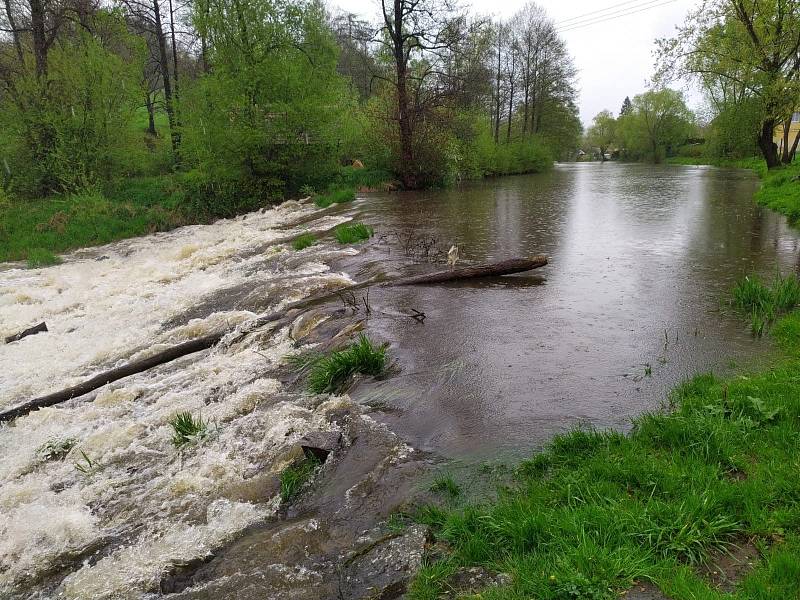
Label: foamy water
xmin=0 ymin=200 xmax=361 ymax=597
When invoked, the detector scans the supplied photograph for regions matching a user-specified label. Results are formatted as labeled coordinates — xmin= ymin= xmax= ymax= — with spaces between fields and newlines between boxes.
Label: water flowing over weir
xmin=5 ymin=163 xmax=800 ymax=599
xmin=0 ymin=199 xmax=422 ymax=598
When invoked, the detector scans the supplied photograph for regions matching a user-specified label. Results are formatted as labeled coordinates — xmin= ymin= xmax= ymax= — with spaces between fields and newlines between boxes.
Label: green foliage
xmin=334 ymin=222 xmax=374 ymax=244
xmin=280 ymin=455 xmax=321 ymax=502
xmin=74 ymin=450 xmax=99 ymax=475
xmin=755 ymin=162 xmax=800 ymax=221
xmin=26 ymin=248 xmax=60 ymax=268
xmin=292 ymin=233 xmax=318 ymax=251
xmin=37 ymin=437 xmax=77 ymax=461
xmin=732 ymin=272 xmax=800 ymax=335
xmin=617 ymin=89 xmax=694 ymax=163
xmin=314 ymin=186 xmax=355 ymax=208
xmin=168 ymin=412 xmax=208 ymax=448
xmin=409 ymin=315 xmax=800 ymax=597
xmin=586 ymin=110 xmax=617 ymax=158
xmin=1 ymin=20 xmax=145 ymax=196
xmin=430 ymin=474 xmax=462 ymax=499
xmin=307 ymin=334 xmax=388 ymax=393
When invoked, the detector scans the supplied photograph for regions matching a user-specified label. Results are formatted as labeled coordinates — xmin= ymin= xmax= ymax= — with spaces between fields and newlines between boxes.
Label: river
xmin=1 ymin=163 xmax=798 ymax=598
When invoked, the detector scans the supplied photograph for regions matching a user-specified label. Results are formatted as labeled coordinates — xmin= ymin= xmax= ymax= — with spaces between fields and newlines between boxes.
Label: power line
xmin=557 ymin=0 xmax=678 ymax=33
xmin=554 ymin=0 xmax=662 ymax=26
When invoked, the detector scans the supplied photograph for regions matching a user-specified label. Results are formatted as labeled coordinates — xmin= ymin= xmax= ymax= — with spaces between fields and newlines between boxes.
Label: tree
xmin=618 ymin=88 xmax=694 ymax=163
xmin=620 ymin=96 xmax=632 ymax=116
xmin=586 ymin=110 xmax=616 ymax=161
xmin=657 ymin=0 xmax=800 ymax=168
xmin=375 ymin=0 xmax=468 ymax=188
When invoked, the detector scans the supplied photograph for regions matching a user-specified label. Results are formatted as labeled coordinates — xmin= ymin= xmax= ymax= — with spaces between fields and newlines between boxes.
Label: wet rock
xmin=339 ymin=525 xmax=429 ymax=600
xmin=299 ymin=431 xmax=342 ymax=462
xmin=289 ymin=310 xmax=330 ymax=343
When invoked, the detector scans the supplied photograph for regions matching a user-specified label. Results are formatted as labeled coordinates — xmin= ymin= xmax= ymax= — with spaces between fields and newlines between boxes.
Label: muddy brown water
xmin=341 ymin=163 xmax=800 ymax=460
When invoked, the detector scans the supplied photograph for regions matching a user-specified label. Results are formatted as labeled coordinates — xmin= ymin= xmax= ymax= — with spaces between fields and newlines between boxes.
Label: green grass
xmin=168 ymin=411 xmax=208 ymax=448
xmin=314 ymin=185 xmax=356 ymax=208
xmin=334 ymin=222 xmax=374 ymax=244
xmin=292 ymin=233 xmax=318 ymax=251
xmin=408 ymin=311 xmax=800 ymax=600
xmin=307 ymin=334 xmax=388 ymax=393
xmin=430 ymin=474 xmax=462 ymax=499
xmin=755 ymin=162 xmax=800 ymax=222
xmin=37 ymin=437 xmax=77 ymax=461
xmin=280 ymin=455 xmax=321 ymax=502
xmin=732 ymin=272 xmax=800 ymax=335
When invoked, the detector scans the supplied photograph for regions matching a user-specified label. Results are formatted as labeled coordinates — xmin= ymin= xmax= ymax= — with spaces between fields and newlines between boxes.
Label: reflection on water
xmin=352 ymin=163 xmax=800 ymax=459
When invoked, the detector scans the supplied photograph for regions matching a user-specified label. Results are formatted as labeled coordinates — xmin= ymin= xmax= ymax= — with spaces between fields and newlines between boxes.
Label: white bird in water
xmin=447 ymin=245 xmax=459 ymax=267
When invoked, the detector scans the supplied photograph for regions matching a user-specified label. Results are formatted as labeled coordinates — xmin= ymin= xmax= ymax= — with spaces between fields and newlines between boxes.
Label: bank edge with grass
xmin=404 ymin=284 xmax=800 ymax=599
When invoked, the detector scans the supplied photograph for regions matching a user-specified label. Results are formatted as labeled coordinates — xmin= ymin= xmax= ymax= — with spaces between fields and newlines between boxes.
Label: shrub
xmin=334 ymin=222 xmax=373 ymax=244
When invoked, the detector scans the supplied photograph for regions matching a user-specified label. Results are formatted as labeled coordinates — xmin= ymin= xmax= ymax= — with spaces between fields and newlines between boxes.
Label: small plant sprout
xmin=38 ymin=437 xmax=77 ymax=461
xmin=280 ymin=455 xmax=321 ymax=502
xmin=169 ymin=412 xmax=208 ymax=448
xmin=74 ymin=450 xmax=98 ymax=475
xmin=644 ymin=363 xmax=652 ymax=376
xmin=430 ymin=474 xmax=461 ymax=499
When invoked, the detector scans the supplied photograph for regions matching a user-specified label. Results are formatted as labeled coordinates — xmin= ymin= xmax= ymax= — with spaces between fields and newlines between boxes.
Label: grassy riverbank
xmin=0 ymin=165 xmax=390 ymax=267
xmin=409 ymin=311 xmax=800 ymax=599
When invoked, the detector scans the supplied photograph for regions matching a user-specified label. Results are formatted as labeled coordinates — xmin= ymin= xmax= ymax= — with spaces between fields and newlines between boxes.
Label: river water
xmin=1 ymin=163 xmax=798 ymax=598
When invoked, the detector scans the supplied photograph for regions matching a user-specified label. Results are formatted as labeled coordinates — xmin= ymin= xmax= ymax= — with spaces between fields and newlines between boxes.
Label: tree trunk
xmin=493 ymin=34 xmax=502 ymax=144
xmin=152 ymin=0 xmax=180 ymax=160
xmin=789 ymin=126 xmax=800 ymax=163
xmin=29 ymin=0 xmax=48 ymax=78
xmin=758 ymin=118 xmax=780 ymax=169
xmin=781 ymin=118 xmax=791 ymax=164
xmin=145 ymin=93 xmax=156 ymax=135
xmin=392 ymin=0 xmax=415 ymax=189
xmin=3 ymin=0 xmax=24 ymax=65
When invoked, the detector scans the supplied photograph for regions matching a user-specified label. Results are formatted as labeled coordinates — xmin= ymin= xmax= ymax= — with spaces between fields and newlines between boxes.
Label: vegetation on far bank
xmin=408 ymin=309 xmax=800 ymax=600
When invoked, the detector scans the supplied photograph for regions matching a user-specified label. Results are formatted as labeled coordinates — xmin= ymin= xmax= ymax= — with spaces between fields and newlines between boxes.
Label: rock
xmin=352 ymin=159 xmax=364 ymax=169
xmin=339 ymin=525 xmax=428 ymax=599
xmin=299 ymin=431 xmax=342 ymax=463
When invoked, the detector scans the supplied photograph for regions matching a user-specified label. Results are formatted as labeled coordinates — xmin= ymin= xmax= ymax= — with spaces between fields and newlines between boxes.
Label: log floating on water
xmin=5 ymin=321 xmax=48 ymax=344
xmin=0 ymin=256 xmax=547 ymax=423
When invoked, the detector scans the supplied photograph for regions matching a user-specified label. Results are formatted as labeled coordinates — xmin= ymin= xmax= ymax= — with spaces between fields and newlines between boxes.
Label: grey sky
xmin=327 ymin=0 xmax=700 ymax=126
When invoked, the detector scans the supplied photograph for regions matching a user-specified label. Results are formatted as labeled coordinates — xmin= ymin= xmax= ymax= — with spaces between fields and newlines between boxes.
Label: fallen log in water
xmin=5 ymin=321 xmax=48 ymax=344
xmin=0 ymin=256 xmax=547 ymax=423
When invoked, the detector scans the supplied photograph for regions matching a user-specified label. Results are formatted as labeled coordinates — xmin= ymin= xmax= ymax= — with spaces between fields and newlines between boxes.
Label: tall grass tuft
xmin=307 ymin=334 xmax=388 ymax=393
xmin=334 ymin=222 xmax=373 ymax=244
xmin=169 ymin=412 xmax=208 ymax=448
xmin=292 ymin=233 xmax=318 ymax=251
xmin=314 ymin=186 xmax=356 ymax=208
xmin=732 ymin=272 xmax=800 ymax=335
xmin=280 ymin=455 xmax=321 ymax=502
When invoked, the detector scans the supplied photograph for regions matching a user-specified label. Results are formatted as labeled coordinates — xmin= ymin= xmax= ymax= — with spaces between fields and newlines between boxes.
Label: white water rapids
xmin=0 ymin=200 xmax=361 ymax=598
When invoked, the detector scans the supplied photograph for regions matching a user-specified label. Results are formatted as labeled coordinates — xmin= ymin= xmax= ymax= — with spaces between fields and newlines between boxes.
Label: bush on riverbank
xmin=409 ymin=311 xmax=800 ymax=599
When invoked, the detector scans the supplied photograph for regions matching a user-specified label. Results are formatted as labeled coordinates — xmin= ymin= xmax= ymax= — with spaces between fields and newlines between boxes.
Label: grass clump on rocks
xmin=307 ymin=334 xmax=387 ymax=394
xmin=168 ymin=411 xmax=208 ymax=448
xmin=334 ymin=222 xmax=373 ymax=244
xmin=292 ymin=233 xmax=318 ymax=251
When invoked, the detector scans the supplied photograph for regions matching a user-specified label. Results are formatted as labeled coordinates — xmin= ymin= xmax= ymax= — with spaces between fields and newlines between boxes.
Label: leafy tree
xmin=657 ymin=0 xmax=800 ymax=168
xmin=618 ymin=89 xmax=694 ymax=163
xmin=586 ymin=109 xmax=617 ymax=161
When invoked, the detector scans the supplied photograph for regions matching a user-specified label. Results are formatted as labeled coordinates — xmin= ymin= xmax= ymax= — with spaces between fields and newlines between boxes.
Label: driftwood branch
xmin=0 ymin=256 xmax=547 ymax=423
xmin=5 ymin=322 xmax=48 ymax=344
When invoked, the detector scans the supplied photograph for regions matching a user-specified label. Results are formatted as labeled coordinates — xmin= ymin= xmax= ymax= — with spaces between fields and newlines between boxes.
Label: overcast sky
xmin=327 ymin=0 xmax=700 ymax=126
